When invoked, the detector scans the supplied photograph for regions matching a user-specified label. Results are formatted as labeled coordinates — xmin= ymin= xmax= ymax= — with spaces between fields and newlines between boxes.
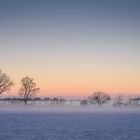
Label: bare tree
xmin=0 ymin=70 xmax=14 ymax=95
xmin=88 ymin=91 xmax=111 ymax=106
xmin=18 ymin=76 xmax=40 ymax=104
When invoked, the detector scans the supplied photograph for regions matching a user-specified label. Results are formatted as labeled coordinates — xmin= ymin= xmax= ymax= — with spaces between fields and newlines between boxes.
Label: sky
xmin=0 ymin=0 xmax=140 ymax=98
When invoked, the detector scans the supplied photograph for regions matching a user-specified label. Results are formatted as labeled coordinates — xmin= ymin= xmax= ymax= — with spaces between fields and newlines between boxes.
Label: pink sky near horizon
xmin=3 ymin=67 xmax=140 ymax=98
xmin=0 ymin=0 xmax=140 ymax=98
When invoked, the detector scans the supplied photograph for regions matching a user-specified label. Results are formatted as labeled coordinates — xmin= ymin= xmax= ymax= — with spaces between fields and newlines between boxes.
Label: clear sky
xmin=0 ymin=0 xmax=140 ymax=97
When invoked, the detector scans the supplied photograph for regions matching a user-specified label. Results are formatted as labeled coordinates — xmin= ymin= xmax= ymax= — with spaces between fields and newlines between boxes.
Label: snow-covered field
xmin=0 ymin=108 xmax=140 ymax=140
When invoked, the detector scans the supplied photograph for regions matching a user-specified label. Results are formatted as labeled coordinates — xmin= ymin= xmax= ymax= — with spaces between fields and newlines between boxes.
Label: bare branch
xmin=0 ymin=69 xmax=14 ymax=95
xmin=18 ymin=76 xmax=40 ymax=104
xmin=88 ymin=91 xmax=111 ymax=106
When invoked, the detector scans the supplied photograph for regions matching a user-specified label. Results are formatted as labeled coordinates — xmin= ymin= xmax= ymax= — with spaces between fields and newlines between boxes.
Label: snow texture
xmin=0 ymin=111 xmax=140 ymax=140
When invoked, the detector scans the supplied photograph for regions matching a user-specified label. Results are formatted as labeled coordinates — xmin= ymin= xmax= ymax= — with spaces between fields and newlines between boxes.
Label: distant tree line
xmin=80 ymin=92 xmax=140 ymax=107
xmin=0 ymin=69 xmax=140 ymax=107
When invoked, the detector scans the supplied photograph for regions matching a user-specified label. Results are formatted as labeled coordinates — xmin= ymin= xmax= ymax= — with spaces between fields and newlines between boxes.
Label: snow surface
xmin=0 ymin=109 xmax=140 ymax=140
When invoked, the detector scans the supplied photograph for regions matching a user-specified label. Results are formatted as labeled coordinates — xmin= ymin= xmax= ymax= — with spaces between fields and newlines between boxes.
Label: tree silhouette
xmin=0 ymin=69 xmax=14 ymax=95
xmin=18 ymin=76 xmax=40 ymax=104
xmin=89 ymin=91 xmax=111 ymax=106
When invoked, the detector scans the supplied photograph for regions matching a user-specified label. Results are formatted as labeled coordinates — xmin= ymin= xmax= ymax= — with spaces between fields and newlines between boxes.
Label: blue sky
xmin=0 ymin=0 xmax=140 ymax=97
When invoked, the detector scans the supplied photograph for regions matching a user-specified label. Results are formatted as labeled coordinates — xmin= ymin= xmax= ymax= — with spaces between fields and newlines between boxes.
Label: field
xmin=0 ymin=109 xmax=140 ymax=140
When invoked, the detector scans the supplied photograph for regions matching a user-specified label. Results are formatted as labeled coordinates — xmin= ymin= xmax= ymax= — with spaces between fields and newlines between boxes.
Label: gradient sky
xmin=0 ymin=0 xmax=140 ymax=97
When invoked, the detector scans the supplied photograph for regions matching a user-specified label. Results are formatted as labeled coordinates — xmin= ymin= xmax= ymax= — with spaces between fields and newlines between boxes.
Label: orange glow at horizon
xmin=1 ymin=48 xmax=140 ymax=98
xmin=0 ymin=0 xmax=140 ymax=98
xmin=9 ymin=71 xmax=140 ymax=97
